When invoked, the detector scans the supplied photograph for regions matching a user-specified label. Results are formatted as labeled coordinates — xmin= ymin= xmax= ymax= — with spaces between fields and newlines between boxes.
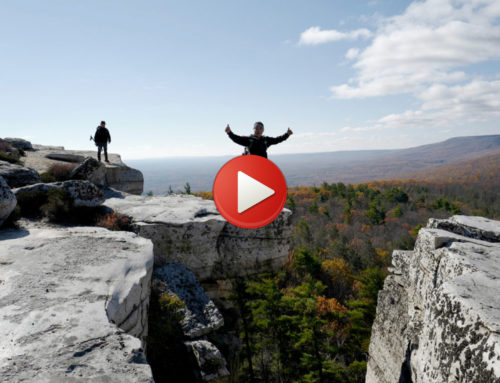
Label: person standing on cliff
xmin=93 ymin=121 xmax=111 ymax=162
xmin=225 ymin=121 xmax=293 ymax=158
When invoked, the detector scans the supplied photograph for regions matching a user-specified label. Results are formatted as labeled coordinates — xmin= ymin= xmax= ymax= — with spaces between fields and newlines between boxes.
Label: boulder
xmin=366 ymin=216 xmax=500 ymax=383
xmin=23 ymin=148 xmax=144 ymax=195
xmin=185 ymin=340 xmax=230 ymax=382
xmin=3 ymin=137 xmax=33 ymax=151
xmin=104 ymin=193 xmax=293 ymax=283
xmin=45 ymin=153 xmax=86 ymax=163
xmin=105 ymin=165 xmax=144 ymax=195
xmin=0 ymin=160 xmax=41 ymax=188
xmin=0 ymin=225 xmax=154 ymax=382
xmin=153 ymin=262 xmax=224 ymax=338
xmin=0 ymin=176 xmax=16 ymax=226
xmin=70 ymin=156 xmax=107 ymax=187
xmin=14 ymin=180 xmax=104 ymax=208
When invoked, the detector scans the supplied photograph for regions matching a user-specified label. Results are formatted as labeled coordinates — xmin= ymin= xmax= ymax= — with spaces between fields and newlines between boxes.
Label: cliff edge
xmin=366 ymin=215 xmax=500 ymax=383
xmin=22 ymin=144 xmax=143 ymax=195
xmin=0 ymin=225 xmax=154 ymax=382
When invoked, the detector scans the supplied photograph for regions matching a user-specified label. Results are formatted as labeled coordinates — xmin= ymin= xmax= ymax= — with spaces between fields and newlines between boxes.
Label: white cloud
xmin=342 ymin=79 xmax=500 ymax=135
xmin=299 ymin=26 xmax=372 ymax=46
xmin=419 ymin=80 xmax=500 ymax=119
xmin=345 ymin=48 xmax=360 ymax=60
xmin=331 ymin=0 xmax=500 ymax=98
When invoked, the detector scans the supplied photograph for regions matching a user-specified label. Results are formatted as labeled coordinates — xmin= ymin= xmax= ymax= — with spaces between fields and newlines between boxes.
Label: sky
xmin=1 ymin=0 xmax=499 ymax=159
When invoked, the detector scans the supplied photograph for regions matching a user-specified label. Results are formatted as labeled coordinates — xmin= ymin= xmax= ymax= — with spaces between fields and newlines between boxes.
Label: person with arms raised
xmin=225 ymin=121 xmax=293 ymax=158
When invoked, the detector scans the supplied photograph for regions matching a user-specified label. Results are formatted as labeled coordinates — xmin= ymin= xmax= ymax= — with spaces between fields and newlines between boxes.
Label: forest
xmin=228 ymin=178 xmax=500 ymax=382
xmin=147 ymin=174 xmax=500 ymax=383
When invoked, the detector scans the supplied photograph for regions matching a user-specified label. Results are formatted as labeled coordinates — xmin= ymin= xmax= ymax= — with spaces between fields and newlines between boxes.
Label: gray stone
xmin=185 ymin=340 xmax=230 ymax=382
xmin=0 ymin=176 xmax=16 ymax=226
xmin=3 ymin=137 xmax=33 ymax=151
xmin=366 ymin=216 xmax=500 ymax=383
xmin=32 ymin=144 xmax=65 ymax=150
xmin=45 ymin=153 xmax=86 ymax=163
xmin=23 ymin=148 xmax=144 ymax=195
xmin=428 ymin=215 xmax=500 ymax=242
xmin=153 ymin=262 xmax=224 ymax=338
xmin=69 ymin=156 xmax=107 ymax=187
xmin=105 ymin=165 xmax=144 ymax=195
xmin=104 ymin=193 xmax=293 ymax=283
xmin=0 ymin=160 xmax=41 ymax=188
xmin=0 ymin=225 xmax=154 ymax=382
xmin=13 ymin=180 xmax=104 ymax=207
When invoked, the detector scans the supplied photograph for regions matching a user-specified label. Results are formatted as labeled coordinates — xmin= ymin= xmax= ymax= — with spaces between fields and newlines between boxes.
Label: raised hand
xmin=225 ymin=124 xmax=231 ymax=133
xmin=287 ymin=127 xmax=293 ymax=136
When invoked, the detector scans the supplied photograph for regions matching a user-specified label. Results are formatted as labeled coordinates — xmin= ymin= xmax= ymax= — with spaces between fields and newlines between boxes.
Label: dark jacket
xmin=94 ymin=126 xmax=111 ymax=145
xmin=227 ymin=131 xmax=289 ymax=158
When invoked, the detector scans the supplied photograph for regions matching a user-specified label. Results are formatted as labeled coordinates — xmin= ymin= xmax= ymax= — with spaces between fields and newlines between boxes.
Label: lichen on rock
xmin=366 ymin=215 xmax=500 ymax=383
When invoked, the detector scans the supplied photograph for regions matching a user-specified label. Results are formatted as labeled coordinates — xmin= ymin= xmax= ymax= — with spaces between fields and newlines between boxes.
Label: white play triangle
xmin=237 ymin=171 xmax=275 ymax=213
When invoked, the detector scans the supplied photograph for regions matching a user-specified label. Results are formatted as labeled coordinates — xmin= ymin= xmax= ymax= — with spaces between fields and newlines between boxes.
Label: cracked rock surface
xmin=366 ymin=215 xmax=500 ymax=383
xmin=0 ymin=225 xmax=154 ymax=382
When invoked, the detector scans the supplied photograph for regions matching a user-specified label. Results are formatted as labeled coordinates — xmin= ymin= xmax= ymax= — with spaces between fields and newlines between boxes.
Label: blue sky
xmin=1 ymin=0 xmax=499 ymax=159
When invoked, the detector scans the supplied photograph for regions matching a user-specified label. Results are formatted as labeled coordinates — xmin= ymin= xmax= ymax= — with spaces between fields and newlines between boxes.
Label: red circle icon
xmin=213 ymin=155 xmax=287 ymax=229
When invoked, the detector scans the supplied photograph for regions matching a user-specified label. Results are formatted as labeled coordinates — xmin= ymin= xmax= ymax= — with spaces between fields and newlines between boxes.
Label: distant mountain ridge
xmin=127 ymin=135 xmax=500 ymax=193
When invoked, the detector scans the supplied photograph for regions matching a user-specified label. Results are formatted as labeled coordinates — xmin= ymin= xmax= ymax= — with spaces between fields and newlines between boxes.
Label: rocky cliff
xmin=103 ymin=192 xmax=293 ymax=287
xmin=22 ymin=144 xmax=143 ymax=194
xmin=366 ymin=215 xmax=500 ymax=383
xmin=0 ymin=145 xmax=293 ymax=383
xmin=0 ymin=224 xmax=154 ymax=382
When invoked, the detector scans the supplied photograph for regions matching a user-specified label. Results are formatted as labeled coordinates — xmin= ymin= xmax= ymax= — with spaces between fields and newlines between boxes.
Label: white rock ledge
xmin=0 ymin=225 xmax=154 ymax=382
xmin=366 ymin=216 xmax=500 ymax=383
xmin=104 ymin=193 xmax=293 ymax=282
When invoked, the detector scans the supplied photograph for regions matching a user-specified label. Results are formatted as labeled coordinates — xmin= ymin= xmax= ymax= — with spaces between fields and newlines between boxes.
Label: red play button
xmin=213 ymin=155 xmax=287 ymax=229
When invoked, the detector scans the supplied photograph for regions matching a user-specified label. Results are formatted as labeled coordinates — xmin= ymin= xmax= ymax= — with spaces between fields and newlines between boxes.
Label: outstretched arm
xmin=225 ymin=124 xmax=251 ymax=146
xmin=267 ymin=127 xmax=293 ymax=146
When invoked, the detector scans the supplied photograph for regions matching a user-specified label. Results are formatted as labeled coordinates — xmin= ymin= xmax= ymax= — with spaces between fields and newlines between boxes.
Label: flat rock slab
xmin=45 ymin=153 xmax=86 ymax=163
xmin=0 ymin=225 xmax=154 ymax=382
xmin=104 ymin=193 xmax=293 ymax=282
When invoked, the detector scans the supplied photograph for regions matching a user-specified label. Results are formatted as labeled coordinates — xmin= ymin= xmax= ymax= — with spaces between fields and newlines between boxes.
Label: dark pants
xmin=97 ymin=143 xmax=108 ymax=161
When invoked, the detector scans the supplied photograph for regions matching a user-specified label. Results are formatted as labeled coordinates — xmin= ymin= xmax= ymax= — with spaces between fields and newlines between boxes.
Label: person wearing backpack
xmin=225 ymin=121 xmax=293 ymax=158
xmin=92 ymin=121 xmax=111 ymax=162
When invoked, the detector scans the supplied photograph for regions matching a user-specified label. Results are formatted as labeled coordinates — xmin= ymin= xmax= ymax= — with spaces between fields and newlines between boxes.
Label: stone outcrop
xmin=0 ymin=176 xmax=16 ymax=226
xmin=23 ymin=147 xmax=143 ymax=194
xmin=366 ymin=215 xmax=500 ymax=383
xmin=153 ymin=263 xmax=230 ymax=382
xmin=104 ymin=192 xmax=293 ymax=284
xmin=153 ymin=263 xmax=224 ymax=338
xmin=3 ymin=138 xmax=33 ymax=151
xmin=70 ymin=157 xmax=107 ymax=187
xmin=185 ymin=340 xmax=230 ymax=382
xmin=14 ymin=180 xmax=104 ymax=207
xmin=0 ymin=160 xmax=41 ymax=188
xmin=0 ymin=225 xmax=154 ymax=382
